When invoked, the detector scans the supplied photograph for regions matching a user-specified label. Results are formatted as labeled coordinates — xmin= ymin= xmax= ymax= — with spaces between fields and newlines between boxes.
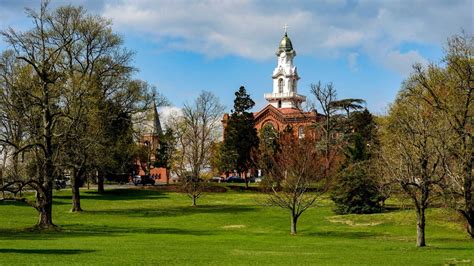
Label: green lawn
xmin=0 ymin=187 xmax=472 ymax=265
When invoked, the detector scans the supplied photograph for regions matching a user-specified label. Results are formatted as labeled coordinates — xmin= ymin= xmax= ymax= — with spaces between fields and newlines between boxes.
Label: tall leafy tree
xmin=380 ymin=84 xmax=449 ymax=247
xmin=0 ymin=1 xmax=148 ymax=226
xmin=408 ymin=33 xmax=473 ymax=238
xmin=222 ymin=86 xmax=259 ymax=187
xmin=330 ymin=98 xmax=366 ymax=117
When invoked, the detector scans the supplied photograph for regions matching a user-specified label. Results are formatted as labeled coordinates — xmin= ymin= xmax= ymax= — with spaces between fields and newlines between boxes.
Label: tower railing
xmin=264 ymin=92 xmax=306 ymax=101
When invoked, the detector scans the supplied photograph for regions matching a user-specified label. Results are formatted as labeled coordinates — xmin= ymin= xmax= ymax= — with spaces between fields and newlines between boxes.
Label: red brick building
xmin=238 ymin=29 xmax=319 ymax=136
xmin=134 ymin=101 xmax=168 ymax=183
xmin=221 ymin=30 xmax=321 ymax=178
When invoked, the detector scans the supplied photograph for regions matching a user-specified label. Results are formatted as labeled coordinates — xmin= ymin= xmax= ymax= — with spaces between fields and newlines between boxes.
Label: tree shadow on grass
xmin=86 ymin=204 xmax=257 ymax=218
xmin=430 ymin=246 xmax=474 ymax=251
xmin=0 ymin=198 xmax=69 ymax=207
xmin=0 ymin=200 xmax=32 ymax=207
xmin=68 ymin=225 xmax=215 ymax=236
xmin=305 ymin=230 xmax=380 ymax=239
xmin=0 ymin=224 xmax=215 ymax=241
xmin=54 ymin=189 xmax=168 ymax=201
xmin=0 ymin=248 xmax=94 ymax=255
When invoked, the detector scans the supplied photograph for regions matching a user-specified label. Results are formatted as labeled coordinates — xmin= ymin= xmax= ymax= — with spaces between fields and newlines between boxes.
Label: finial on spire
xmin=283 ymin=24 xmax=288 ymax=34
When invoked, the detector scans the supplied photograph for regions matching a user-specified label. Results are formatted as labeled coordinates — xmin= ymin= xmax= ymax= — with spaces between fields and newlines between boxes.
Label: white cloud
xmin=158 ymin=106 xmax=182 ymax=129
xmin=323 ymin=30 xmax=364 ymax=48
xmin=1 ymin=0 xmax=471 ymax=75
xmin=384 ymin=50 xmax=428 ymax=77
xmin=98 ymin=0 xmax=471 ymax=74
xmin=347 ymin=52 xmax=359 ymax=71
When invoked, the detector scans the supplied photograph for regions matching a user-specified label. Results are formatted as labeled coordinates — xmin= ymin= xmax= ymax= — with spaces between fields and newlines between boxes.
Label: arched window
xmin=278 ymin=78 xmax=284 ymax=93
xmin=298 ymin=126 xmax=304 ymax=139
xmin=292 ymin=79 xmax=297 ymax=92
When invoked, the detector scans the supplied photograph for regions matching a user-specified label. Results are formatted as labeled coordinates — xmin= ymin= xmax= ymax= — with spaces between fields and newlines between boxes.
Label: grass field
xmin=0 ymin=186 xmax=473 ymax=265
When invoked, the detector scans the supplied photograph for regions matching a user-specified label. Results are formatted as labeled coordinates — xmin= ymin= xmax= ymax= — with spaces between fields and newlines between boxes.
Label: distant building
xmin=134 ymin=101 xmax=168 ymax=183
xmin=223 ymin=29 xmax=320 ymax=140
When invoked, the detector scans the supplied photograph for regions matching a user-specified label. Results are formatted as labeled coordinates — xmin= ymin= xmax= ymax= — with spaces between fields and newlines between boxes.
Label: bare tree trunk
xmin=71 ymin=168 xmax=83 ymax=212
xmin=36 ymin=187 xmax=55 ymax=229
xmin=291 ymin=213 xmax=298 ymax=235
xmin=462 ymin=150 xmax=473 ymax=238
xmin=416 ymin=207 xmax=426 ymax=247
xmin=192 ymin=195 xmax=197 ymax=206
xmin=460 ymin=210 xmax=474 ymax=238
xmin=166 ymin=169 xmax=170 ymax=185
xmin=1 ymin=148 xmax=6 ymax=199
xmin=468 ymin=218 xmax=474 ymax=238
xmin=38 ymin=87 xmax=56 ymax=229
xmin=97 ymin=172 xmax=104 ymax=194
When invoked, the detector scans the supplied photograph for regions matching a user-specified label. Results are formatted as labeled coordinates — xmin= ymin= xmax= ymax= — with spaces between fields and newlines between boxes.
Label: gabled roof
xmin=254 ymin=104 xmax=319 ymax=125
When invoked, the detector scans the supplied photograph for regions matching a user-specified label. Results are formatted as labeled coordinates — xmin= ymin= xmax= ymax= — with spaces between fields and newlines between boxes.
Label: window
xmin=278 ymin=100 xmax=282 ymax=108
xmin=292 ymin=79 xmax=296 ymax=92
xmin=278 ymin=78 xmax=284 ymax=93
xmin=298 ymin=126 xmax=304 ymax=139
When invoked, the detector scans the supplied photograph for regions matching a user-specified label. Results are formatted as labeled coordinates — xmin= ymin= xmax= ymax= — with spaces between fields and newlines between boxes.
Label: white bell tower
xmin=264 ymin=26 xmax=306 ymax=109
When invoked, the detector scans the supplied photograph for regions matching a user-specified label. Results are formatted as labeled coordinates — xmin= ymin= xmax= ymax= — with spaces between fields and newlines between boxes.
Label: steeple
xmin=264 ymin=27 xmax=306 ymax=109
xmin=276 ymin=25 xmax=295 ymax=56
xmin=152 ymin=100 xmax=163 ymax=136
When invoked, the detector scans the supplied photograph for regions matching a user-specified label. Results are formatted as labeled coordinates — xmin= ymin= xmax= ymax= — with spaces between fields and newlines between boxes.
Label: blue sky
xmin=0 ymin=0 xmax=472 ymax=116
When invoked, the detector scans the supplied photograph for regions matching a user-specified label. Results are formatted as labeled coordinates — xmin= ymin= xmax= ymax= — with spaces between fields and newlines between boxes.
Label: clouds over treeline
xmin=1 ymin=0 xmax=471 ymax=75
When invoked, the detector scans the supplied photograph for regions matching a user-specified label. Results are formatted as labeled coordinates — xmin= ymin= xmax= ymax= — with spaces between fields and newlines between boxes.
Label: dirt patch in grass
xmin=327 ymin=216 xmax=383 ymax=227
xmin=222 ymin=224 xmax=246 ymax=229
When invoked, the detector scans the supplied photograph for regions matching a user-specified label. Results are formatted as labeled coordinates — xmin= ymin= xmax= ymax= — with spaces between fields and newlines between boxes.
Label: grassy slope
xmin=0 ymin=188 xmax=472 ymax=265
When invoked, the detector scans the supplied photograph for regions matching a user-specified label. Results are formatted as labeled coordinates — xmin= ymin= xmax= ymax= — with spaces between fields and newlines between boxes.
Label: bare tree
xmin=169 ymin=91 xmax=224 ymax=206
xmin=263 ymin=131 xmax=326 ymax=235
xmin=310 ymin=82 xmax=341 ymax=179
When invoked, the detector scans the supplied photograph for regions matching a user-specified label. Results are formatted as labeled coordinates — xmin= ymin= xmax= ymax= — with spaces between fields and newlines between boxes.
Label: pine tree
xmin=222 ymin=86 xmax=259 ymax=187
xmin=330 ymin=109 xmax=384 ymax=214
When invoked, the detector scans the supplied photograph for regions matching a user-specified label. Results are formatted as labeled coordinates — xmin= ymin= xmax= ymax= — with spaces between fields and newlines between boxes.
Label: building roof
xmin=254 ymin=104 xmax=320 ymax=124
xmin=276 ymin=32 xmax=294 ymax=55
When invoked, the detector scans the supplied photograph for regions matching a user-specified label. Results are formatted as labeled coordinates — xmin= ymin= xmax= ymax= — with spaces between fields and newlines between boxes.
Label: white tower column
xmin=264 ymin=29 xmax=306 ymax=109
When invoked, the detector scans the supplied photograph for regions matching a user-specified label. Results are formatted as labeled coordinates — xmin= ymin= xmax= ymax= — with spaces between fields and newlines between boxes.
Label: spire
xmin=265 ymin=25 xmax=305 ymax=109
xmin=152 ymin=99 xmax=163 ymax=136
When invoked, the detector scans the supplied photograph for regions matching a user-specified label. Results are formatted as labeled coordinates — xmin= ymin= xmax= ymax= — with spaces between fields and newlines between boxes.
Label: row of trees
xmin=0 ymin=2 xmax=151 ymax=228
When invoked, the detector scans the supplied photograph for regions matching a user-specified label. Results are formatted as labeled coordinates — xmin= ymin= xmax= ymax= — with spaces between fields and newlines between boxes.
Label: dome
xmin=276 ymin=32 xmax=294 ymax=55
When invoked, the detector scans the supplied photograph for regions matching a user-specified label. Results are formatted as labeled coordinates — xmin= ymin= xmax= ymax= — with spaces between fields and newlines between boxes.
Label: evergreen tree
xmin=331 ymin=109 xmax=384 ymax=214
xmin=222 ymin=86 xmax=259 ymax=187
xmin=154 ymin=128 xmax=175 ymax=184
xmin=331 ymin=134 xmax=383 ymax=214
xmin=258 ymin=124 xmax=279 ymax=173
